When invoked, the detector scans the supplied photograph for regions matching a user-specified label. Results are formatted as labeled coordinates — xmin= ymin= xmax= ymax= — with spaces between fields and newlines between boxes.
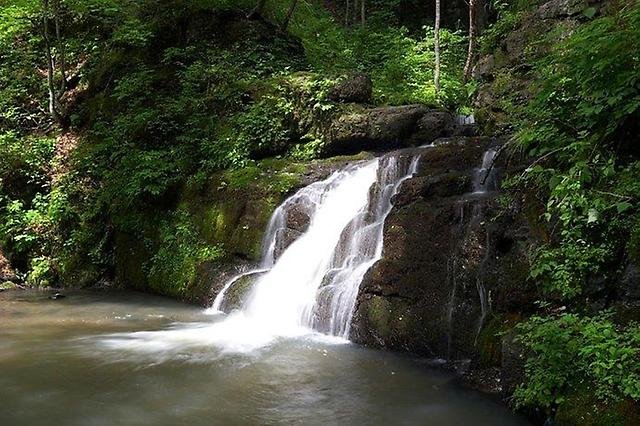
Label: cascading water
xmin=473 ymin=148 xmax=497 ymax=193
xmin=209 ymin=149 xmax=421 ymax=345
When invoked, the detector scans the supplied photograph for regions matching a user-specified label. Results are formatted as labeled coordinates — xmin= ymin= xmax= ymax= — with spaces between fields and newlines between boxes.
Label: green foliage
xmin=510 ymin=4 xmax=640 ymax=299
xmin=0 ymin=0 xmax=474 ymax=287
xmin=489 ymin=3 xmax=640 ymax=417
xmin=0 ymin=133 xmax=56 ymax=280
xmin=514 ymin=313 xmax=640 ymax=410
xmin=147 ymin=208 xmax=223 ymax=298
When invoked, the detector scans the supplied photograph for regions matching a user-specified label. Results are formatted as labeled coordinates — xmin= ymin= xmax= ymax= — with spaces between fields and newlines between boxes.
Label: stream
xmin=0 ymin=289 xmax=529 ymax=425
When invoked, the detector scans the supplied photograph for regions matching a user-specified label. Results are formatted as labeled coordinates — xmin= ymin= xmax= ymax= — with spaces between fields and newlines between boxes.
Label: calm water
xmin=0 ymin=290 xmax=529 ymax=425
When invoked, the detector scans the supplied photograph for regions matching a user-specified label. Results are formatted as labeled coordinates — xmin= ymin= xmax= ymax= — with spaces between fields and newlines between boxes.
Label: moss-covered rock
xmin=219 ymin=270 xmax=267 ymax=312
xmin=323 ymin=106 xmax=455 ymax=156
xmin=110 ymin=153 xmax=376 ymax=304
xmin=351 ymin=137 xmax=537 ymax=361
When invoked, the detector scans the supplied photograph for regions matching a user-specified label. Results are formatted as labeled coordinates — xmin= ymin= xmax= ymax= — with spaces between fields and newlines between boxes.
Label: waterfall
xmin=472 ymin=148 xmax=497 ymax=193
xmin=209 ymin=149 xmax=421 ymax=343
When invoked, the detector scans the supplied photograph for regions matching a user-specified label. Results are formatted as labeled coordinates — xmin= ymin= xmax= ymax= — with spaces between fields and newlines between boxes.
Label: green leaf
xmin=583 ymin=7 xmax=597 ymax=19
xmin=616 ymin=202 xmax=632 ymax=213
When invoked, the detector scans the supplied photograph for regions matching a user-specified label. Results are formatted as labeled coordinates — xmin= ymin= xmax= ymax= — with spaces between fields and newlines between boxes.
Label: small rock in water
xmin=49 ymin=292 xmax=66 ymax=300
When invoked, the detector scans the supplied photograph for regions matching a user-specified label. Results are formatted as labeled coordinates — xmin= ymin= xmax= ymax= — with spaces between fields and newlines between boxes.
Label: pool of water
xmin=0 ymin=290 xmax=529 ymax=425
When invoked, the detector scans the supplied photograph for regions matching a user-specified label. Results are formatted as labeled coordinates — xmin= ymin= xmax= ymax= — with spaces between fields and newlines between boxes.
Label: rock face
xmin=350 ymin=137 xmax=536 ymax=360
xmin=324 ymin=106 xmax=455 ymax=156
xmin=328 ymin=73 xmax=373 ymax=104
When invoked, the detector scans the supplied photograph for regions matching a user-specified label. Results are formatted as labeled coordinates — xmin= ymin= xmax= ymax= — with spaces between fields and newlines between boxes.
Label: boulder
xmin=473 ymin=54 xmax=496 ymax=81
xmin=328 ymin=73 xmax=373 ymax=104
xmin=412 ymin=110 xmax=455 ymax=142
xmin=273 ymin=228 xmax=303 ymax=260
xmin=537 ymin=0 xmax=588 ymax=19
xmin=324 ymin=106 xmax=456 ymax=156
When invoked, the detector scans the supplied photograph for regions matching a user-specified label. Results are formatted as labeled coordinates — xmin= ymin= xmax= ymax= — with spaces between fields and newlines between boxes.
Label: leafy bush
xmin=515 ymin=313 xmax=640 ymax=409
xmin=510 ymin=3 xmax=640 ymax=299
xmin=148 ymin=209 xmax=223 ymax=298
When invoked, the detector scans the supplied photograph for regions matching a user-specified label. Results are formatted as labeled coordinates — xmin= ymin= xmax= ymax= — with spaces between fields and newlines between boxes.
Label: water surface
xmin=0 ymin=290 xmax=529 ymax=425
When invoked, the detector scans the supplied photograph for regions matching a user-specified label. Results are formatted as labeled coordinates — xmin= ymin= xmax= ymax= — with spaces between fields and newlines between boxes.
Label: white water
xmin=473 ymin=148 xmax=497 ymax=193
xmin=200 ymin=150 xmax=421 ymax=351
xmin=95 ymin=150 xmax=421 ymax=355
xmin=208 ymin=268 xmax=269 ymax=313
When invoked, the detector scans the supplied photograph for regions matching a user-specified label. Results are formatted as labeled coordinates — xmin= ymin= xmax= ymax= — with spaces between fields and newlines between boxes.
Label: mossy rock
xmin=219 ymin=271 xmax=267 ymax=312
xmin=0 ymin=281 xmax=18 ymax=291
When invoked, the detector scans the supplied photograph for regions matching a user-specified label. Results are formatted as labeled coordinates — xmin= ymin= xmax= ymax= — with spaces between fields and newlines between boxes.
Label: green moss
xmin=365 ymin=295 xmax=394 ymax=338
xmin=555 ymin=389 xmax=640 ymax=426
xmin=476 ymin=315 xmax=506 ymax=367
xmin=147 ymin=208 xmax=224 ymax=299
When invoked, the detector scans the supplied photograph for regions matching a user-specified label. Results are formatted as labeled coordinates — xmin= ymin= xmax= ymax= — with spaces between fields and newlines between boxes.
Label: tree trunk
xmin=360 ymin=0 xmax=365 ymax=26
xmin=434 ymin=0 xmax=441 ymax=93
xmin=248 ymin=0 xmax=267 ymax=18
xmin=463 ymin=0 xmax=477 ymax=80
xmin=345 ymin=0 xmax=350 ymax=26
xmin=281 ymin=0 xmax=299 ymax=31
xmin=42 ymin=0 xmax=62 ymax=125
xmin=353 ymin=0 xmax=358 ymax=26
xmin=54 ymin=0 xmax=67 ymax=95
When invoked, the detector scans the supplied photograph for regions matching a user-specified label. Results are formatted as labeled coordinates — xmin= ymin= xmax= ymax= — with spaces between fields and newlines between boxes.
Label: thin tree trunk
xmin=248 ymin=0 xmax=267 ymax=18
xmin=463 ymin=0 xmax=477 ymax=80
xmin=345 ymin=0 xmax=350 ymax=26
xmin=54 ymin=0 xmax=67 ymax=95
xmin=434 ymin=0 xmax=441 ymax=93
xmin=360 ymin=0 xmax=365 ymax=26
xmin=281 ymin=0 xmax=299 ymax=31
xmin=42 ymin=0 xmax=61 ymax=124
xmin=353 ymin=0 xmax=358 ymax=26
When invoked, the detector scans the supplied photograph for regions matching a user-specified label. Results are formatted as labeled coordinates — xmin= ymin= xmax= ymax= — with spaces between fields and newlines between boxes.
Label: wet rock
xmin=220 ymin=271 xmax=267 ymax=312
xmin=283 ymin=202 xmax=311 ymax=233
xmin=351 ymin=138 xmax=536 ymax=361
xmin=49 ymin=292 xmax=66 ymax=300
xmin=273 ymin=228 xmax=303 ymax=260
xmin=328 ymin=73 xmax=373 ymax=104
xmin=195 ymin=260 xmax=254 ymax=307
